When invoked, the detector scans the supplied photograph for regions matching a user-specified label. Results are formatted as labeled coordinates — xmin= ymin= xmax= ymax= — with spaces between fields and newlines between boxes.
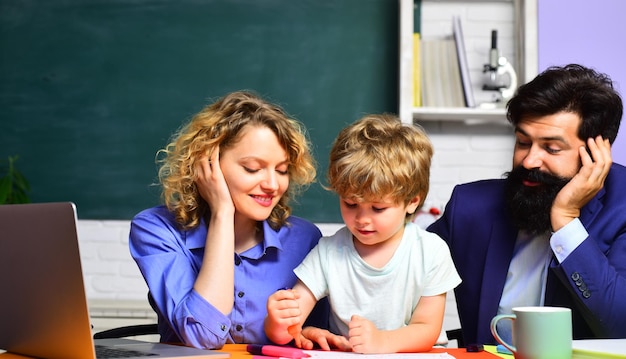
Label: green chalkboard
xmin=0 ymin=0 xmax=398 ymax=221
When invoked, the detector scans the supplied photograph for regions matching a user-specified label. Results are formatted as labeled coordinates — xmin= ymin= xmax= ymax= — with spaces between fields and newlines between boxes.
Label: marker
xmin=496 ymin=344 xmax=513 ymax=355
xmin=246 ymin=344 xmax=310 ymax=359
xmin=276 ymin=288 xmax=302 ymax=348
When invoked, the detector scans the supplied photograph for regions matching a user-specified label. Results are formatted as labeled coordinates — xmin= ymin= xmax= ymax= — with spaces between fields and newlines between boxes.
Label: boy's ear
xmin=406 ymin=195 xmax=421 ymax=214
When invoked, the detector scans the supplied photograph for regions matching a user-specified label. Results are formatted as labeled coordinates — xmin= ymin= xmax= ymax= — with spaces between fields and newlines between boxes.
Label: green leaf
xmin=13 ymin=170 xmax=31 ymax=192
xmin=0 ymin=155 xmax=30 ymax=204
xmin=12 ymin=190 xmax=30 ymax=204
xmin=0 ymin=176 xmax=11 ymax=204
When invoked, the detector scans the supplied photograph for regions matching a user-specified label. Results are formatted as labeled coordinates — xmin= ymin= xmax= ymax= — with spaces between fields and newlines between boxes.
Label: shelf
xmin=412 ymin=107 xmax=507 ymax=122
xmin=398 ymin=0 xmax=535 ymax=125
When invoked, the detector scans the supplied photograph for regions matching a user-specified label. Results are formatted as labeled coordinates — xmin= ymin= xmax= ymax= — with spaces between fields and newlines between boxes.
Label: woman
xmin=129 ymin=90 xmax=327 ymax=349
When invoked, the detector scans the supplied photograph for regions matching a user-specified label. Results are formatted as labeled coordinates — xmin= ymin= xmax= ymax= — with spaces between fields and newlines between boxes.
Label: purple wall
xmin=538 ymin=0 xmax=626 ymax=165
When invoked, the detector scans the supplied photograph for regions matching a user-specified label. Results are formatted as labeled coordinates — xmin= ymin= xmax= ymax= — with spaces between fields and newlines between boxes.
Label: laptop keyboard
xmin=95 ymin=344 xmax=159 ymax=358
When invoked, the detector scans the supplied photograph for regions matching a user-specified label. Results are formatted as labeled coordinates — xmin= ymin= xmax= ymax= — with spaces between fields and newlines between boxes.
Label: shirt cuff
xmin=185 ymin=289 xmax=231 ymax=337
xmin=550 ymin=218 xmax=587 ymax=263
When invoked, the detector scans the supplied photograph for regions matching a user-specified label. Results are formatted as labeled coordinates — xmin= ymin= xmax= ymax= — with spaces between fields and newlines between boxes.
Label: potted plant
xmin=0 ymin=155 xmax=31 ymax=204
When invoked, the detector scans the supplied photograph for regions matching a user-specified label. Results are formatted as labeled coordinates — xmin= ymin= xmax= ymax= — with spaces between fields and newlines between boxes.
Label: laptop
xmin=0 ymin=202 xmax=229 ymax=359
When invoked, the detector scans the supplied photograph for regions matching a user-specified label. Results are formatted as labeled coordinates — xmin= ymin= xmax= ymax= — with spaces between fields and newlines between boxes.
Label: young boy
xmin=264 ymin=114 xmax=461 ymax=353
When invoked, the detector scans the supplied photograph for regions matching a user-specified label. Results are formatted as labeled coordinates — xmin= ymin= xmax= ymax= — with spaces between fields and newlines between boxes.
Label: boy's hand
xmin=300 ymin=327 xmax=352 ymax=351
xmin=348 ymin=315 xmax=386 ymax=354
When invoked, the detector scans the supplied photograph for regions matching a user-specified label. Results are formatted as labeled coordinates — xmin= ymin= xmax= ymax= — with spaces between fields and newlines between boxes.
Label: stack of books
xmin=414 ymin=14 xmax=474 ymax=109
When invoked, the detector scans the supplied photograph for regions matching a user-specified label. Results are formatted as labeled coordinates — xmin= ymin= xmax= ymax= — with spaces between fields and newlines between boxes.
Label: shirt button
xmin=236 ymin=324 xmax=243 ymax=331
xmin=238 ymin=291 xmax=245 ymax=298
xmin=220 ymin=324 xmax=226 ymax=331
xmin=555 ymin=245 xmax=564 ymax=254
xmin=235 ymin=257 xmax=241 ymax=266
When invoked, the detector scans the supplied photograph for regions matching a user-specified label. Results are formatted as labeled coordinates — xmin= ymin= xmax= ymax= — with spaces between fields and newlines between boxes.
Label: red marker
xmin=246 ymin=344 xmax=310 ymax=359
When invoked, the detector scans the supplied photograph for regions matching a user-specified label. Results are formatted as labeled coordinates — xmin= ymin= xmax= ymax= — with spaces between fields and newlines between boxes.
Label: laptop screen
xmin=0 ymin=202 xmax=98 ymax=358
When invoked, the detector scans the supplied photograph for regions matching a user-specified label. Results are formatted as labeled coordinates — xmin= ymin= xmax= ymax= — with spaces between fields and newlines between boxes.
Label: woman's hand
xmin=195 ymin=147 xmax=234 ymax=215
xmin=192 ymin=147 xmax=237 ymax=313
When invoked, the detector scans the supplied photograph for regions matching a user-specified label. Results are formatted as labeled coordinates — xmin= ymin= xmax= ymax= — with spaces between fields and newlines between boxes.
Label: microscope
xmin=480 ymin=30 xmax=517 ymax=108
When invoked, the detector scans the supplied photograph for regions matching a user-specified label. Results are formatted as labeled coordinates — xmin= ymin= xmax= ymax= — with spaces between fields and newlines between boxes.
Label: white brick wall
xmin=422 ymin=121 xmax=514 ymax=208
xmin=78 ymin=220 xmax=147 ymax=300
xmin=414 ymin=0 xmax=517 ymax=208
xmin=79 ymin=220 xmax=461 ymax=344
xmin=421 ymin=0 xmax=517 ymax=105
xmin=83 ymin=1 xmax=518 ymax=345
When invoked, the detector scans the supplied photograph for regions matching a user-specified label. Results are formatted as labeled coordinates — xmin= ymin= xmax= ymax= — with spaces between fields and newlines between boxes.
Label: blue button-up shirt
xmin=129 ymin=205 xmax=325 ymax=349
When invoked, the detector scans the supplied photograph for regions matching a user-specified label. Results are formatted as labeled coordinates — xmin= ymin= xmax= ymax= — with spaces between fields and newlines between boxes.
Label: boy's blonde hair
xmin=158 ymin=90 xmax=316 ymax=230
xmin=326 ymin=114 xmax=433 ymax=220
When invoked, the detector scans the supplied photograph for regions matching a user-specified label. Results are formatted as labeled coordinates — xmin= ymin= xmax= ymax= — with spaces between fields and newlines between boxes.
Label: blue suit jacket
xmin=428 ymin=163 xmax=626 ymax=345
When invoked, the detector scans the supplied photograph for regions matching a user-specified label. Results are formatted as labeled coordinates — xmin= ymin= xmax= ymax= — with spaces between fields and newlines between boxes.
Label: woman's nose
xmin=261 ymin=171 xmax=279 ymax=191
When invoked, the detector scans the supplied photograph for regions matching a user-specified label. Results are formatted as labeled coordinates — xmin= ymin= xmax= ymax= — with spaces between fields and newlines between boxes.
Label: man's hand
xmin=551 ymin=136 xmax=612 ymax=231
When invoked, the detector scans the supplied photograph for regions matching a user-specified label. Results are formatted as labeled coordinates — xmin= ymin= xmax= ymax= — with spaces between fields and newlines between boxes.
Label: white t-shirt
xmin=294 ymin=222 xmax=461 ymax=337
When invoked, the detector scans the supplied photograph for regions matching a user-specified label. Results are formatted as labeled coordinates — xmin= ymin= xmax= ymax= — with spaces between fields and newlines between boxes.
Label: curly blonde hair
xmin=326 ymin=114 xmax=433 ymax=221
xmin=157 ymin=90 xmax=316 ymax=230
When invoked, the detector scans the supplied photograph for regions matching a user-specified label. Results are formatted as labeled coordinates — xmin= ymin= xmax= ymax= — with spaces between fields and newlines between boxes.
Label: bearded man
xmin=428 ymin=64 xmax=626 ymax=345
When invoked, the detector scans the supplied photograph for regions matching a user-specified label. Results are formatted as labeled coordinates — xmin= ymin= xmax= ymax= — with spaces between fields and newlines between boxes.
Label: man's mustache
xmin=506 ymin=167 xmax=570 ymax=187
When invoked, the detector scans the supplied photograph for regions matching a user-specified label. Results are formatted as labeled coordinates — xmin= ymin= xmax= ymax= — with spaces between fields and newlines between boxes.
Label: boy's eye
xmin=372 ymin=207 xmax=386 ymax=213
xmin=343 ymin=201 xmax=357 ymax=208
xmin=243 ymin=166 xmax=259 ymax=173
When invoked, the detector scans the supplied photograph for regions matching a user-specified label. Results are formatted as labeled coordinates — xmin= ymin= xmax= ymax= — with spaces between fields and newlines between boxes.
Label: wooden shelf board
xmin=412 ymin=107 xmax=508 ymax=122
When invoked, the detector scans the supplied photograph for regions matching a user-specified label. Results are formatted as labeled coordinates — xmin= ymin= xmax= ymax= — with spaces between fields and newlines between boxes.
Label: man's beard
xmin=503 ymin=166 xmax=570 ymax=235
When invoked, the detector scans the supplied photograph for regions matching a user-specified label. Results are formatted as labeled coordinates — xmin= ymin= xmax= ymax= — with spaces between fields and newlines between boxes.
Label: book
xmin=421 ymin=37 xmax=464 ymax=108
xmin=452 ymin=16 xmax=475 ymax=107
xmin=572 ymin=339 xmax=626 ymax=358
xmin=438 ymin=39 xmax=453 ymax=107
xmin=413 ymin=32 xmax=422 ymax=107
xmin=443 ymin=38 xmax=465 ymax=107
xmin=420 ymin=38 xmax=439 ymax=107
